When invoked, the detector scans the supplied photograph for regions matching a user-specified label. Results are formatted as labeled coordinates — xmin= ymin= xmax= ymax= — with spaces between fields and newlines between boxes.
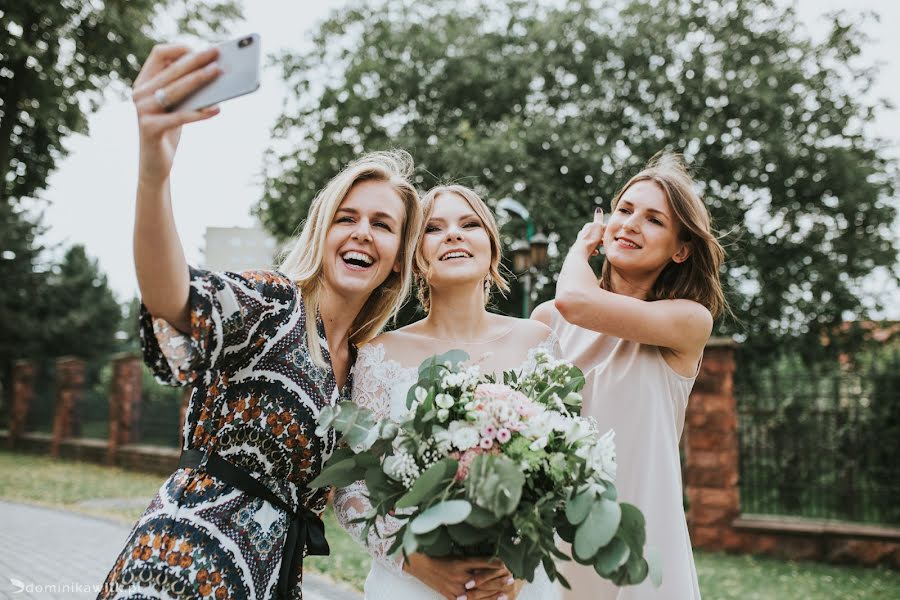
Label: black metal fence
xmin=139 ymin=367 xmax=182 ymax=448
xmin=79 ymin=360 xmax=110 ymax=439
xmin=736 ymin=347 xmax=900 ymax=525
xmin=26 ymin=361 xmax=56 ymax=433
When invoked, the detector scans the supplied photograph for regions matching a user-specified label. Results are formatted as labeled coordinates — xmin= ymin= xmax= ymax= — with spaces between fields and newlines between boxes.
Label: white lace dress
xmin=334 ymin=341 xmax=560 ymax=600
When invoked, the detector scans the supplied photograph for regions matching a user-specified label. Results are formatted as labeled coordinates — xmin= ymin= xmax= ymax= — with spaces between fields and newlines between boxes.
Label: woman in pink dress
xmin=533 ymin=154 xmax=726 ymax=599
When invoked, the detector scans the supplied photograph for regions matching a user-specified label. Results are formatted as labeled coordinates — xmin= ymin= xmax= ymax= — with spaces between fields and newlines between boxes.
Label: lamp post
xmin=497 ymin=199 xmax=550 ymax=317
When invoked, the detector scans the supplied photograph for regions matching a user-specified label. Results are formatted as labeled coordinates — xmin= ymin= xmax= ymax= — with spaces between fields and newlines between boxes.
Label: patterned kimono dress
xmin=98 ymin=268 xmax=349 ymax=600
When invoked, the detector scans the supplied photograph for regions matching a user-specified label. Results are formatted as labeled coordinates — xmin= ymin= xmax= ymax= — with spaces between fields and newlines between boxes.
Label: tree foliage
xmin=258 ymin=0 xmax=897 ymax=357
xmin=0 ymin=0 xmax=242 ymax=203
xmin=43 ymin=245 xmax=122 ymax=360
xmin=0 ymin=0 xmax=241 ymax=403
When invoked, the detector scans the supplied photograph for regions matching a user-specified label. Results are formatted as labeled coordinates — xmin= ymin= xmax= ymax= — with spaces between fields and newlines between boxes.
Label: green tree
xmin=0 ymin=199 xmax=46 ymax=408
xmin=42 ymin=245 xmax=122 ymax=360
xmin=258 ymin=0 xmax=898 ymax=359
xmin=0 ymin=0 xmax=241 ymax=410
xmin=0 ymin=0 xmax=242 ymax=204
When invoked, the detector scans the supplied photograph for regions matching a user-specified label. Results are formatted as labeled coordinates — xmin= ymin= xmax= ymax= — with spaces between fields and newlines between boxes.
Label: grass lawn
xmin=2 ymin=449 xmax=898 ymax=598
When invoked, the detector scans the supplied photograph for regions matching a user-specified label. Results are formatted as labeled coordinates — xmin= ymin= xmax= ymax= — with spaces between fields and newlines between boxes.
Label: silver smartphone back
xmin=175 ymin=33 xmax=261 ymax=112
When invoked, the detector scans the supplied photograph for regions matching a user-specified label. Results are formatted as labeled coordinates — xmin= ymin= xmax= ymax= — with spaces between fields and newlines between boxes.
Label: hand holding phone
xmin=172 ymin=33 xmax=261 ymax=112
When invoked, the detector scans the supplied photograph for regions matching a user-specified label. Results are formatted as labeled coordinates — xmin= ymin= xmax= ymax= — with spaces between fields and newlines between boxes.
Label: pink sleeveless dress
xmin=549 ymin=307 xmax=702 ymax=599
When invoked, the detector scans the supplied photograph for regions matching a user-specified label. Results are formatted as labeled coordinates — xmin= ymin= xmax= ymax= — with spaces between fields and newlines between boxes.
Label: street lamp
xmin=497 ymin=199 xmax=550 ymax=317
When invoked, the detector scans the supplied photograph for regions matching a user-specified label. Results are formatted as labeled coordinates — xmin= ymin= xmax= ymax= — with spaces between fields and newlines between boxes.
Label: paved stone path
xmin=0 ymin=500 xmax=361 ymax=600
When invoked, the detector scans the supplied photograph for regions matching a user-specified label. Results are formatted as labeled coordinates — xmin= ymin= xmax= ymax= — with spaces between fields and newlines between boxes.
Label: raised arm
xmin=555 ymin=210 xmax=712 ymax=355
xmin=131 ymin=44 xmax=222 ymax=332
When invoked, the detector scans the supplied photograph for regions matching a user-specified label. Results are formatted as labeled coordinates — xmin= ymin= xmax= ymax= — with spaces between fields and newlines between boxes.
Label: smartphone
xmin=174 ymin=33 xmax=261 ymax=112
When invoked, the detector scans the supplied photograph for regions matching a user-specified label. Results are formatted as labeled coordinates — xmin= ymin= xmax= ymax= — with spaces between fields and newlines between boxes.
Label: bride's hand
xmin=403 ymin=554 xmax=510 ymax=600
xmin=467 ymin=566 xmax=521 ymax=600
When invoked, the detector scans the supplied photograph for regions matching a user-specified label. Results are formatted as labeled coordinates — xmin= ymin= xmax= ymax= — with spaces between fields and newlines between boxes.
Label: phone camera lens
xmin=239 ymin=36 xmax=253 ymax=48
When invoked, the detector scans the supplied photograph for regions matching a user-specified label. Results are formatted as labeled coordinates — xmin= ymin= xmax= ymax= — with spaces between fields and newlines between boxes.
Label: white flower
xmin=415 ymin=387 xmax=428 ymax=402
xmin=435 ymin=394 xmax=455 ymax=409
xmin=437 ymin=408 xmax=450 ymax=422
xmin=564 ymin=417 xmax=595 ymax=446
xmin=523 ymin=412 xmax=553 ymax=439
xmin=576 ymin=429 xmax=617 ymax=482
xmin=383 ymin=450 xmax=420 ymax=487
xmin=529 ymin=436 xmax=549 ymax=451
xmin=432 ymin=427 xmax=453 ymax=454
xmin=448 ymin=421 xmax=481 ymax=450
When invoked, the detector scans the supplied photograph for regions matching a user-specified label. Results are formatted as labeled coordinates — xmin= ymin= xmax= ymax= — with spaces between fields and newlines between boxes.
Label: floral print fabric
xmin=98 ymin=268 xmax=346 ymax=600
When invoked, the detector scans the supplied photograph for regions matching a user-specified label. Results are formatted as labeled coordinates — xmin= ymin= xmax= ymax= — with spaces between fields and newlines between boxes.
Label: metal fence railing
xmin=736 ymin=348 xmax=900 ymax=525
xmin=26 ymin=361 xmax=56 ymax=434
xmin=137 ymin=366 xmax=183 ymax=448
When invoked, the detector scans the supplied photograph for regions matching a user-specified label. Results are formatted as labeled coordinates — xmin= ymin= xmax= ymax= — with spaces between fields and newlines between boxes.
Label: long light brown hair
xmin=601 ymin=153 xmax=727 ymax=318
xmin=415 ymin=185 xmax=509 ymax=312
xmin=279 ymin=150 xmax=422 ymax=365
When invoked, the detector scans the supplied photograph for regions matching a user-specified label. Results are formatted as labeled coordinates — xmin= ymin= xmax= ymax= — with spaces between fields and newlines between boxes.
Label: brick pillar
xmin=684 ymin=338 xmax=742 ymax=551
xmin=7 ymin=360 xmax=36 ymax=448
xmin=107 ymin=354 xmax=143 ymax=465
xmin=50 ymin=357 xmax=86 ymax=457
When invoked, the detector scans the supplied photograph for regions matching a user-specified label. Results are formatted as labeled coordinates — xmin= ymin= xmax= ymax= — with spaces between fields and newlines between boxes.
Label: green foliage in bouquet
xmin=311 ymin=349 xmax=660 ymax=588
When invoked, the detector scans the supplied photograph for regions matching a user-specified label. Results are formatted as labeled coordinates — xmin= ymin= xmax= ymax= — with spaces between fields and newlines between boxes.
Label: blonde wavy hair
xmin=279 ymin=150 xmax=422 ymax=365
xmin=601 ymin=153 xmax=727 ymax=319
xmin=414 ymin=185 xmax=509 ymax=312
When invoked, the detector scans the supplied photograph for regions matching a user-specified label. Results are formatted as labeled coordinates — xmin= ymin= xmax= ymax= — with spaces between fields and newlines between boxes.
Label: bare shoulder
xmin=364 ymin=329 xmax=403 ymax=353
xmin=495 ymin=314 xmax=552 ymax=346
xmin=670 ymin=299 xmax=714 ymax=343
xmin=530 ymin=300 xmax=555 ymax=326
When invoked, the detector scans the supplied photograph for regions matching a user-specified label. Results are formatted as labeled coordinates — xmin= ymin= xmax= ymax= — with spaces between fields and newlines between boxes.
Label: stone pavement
xmin=0 ymin=500 xmax=361 ymax=600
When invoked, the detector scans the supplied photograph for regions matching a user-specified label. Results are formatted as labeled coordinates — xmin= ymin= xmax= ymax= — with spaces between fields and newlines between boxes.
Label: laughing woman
xmin=98 ymin=44 xmax=422 ymax=599
xmin=334 ymin=185 xmax=559 ymax=600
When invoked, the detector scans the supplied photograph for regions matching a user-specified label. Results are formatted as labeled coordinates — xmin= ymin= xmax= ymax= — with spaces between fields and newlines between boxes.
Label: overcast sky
xmin=39 ymin=0 xmax=900 ymax=314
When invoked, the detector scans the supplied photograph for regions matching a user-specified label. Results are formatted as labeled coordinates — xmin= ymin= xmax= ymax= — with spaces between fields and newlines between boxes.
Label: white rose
xmin=449 ymin=421 xmax=480 ymax=450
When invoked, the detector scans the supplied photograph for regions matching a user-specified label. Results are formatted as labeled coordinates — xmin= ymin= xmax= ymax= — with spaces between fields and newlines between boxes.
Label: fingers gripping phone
xmin=174 ymin=34 xmax=261 ymax=112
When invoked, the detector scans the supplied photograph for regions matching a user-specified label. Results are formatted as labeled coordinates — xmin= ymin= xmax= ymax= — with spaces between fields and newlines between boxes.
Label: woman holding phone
xmin=98 ymin=44 xmax=422 ymax=600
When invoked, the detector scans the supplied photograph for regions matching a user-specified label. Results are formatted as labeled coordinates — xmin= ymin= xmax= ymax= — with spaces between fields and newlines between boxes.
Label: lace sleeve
xmin=333 ymin=344 xmax=409 ymax=575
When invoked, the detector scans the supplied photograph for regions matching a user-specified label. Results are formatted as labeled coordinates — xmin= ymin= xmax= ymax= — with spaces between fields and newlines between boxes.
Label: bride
xmin=334 ymin=184 xmax=560 ymax=600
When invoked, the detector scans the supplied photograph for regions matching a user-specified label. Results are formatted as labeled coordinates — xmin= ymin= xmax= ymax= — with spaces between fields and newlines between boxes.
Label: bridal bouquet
xmin=311 ymin=349 xmax=658 ymax=588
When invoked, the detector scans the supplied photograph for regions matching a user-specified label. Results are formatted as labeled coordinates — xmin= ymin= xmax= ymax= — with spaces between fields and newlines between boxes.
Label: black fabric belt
xmin=178 ymin=448 xmax=330 ymax=600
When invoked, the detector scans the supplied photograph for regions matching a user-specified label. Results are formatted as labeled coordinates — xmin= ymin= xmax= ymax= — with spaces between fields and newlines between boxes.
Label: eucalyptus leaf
xmin=593 ymin=536 xmax=630 ymax=576
xmin=565 ymin=490 xmax=593 ymax=525
xmin=396 ymin=458 xmax=457 ymax=509
xmin=573 ymin=499 xmax=621 ymax=560
xmin=307 ymin=458 xmax=361 ymax=488
xmin=465 ymin=505 xmax=499 ymax=528
xmin=410 ymin=500 xmax=472 ymax=534
xmin=447 ymin=522 xmax=492 ymax=546
xmin=618 ymin=503 xmax=647 ymax=551
xmin=419 ymin=526 xmax=454 ymax=556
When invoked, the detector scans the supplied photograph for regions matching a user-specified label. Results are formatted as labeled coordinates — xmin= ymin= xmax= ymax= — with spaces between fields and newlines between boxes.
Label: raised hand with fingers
xmin=131 ymin=43 xmax=223 ymax=186
xmin=572 ymin=207 xmax=605 ymax=259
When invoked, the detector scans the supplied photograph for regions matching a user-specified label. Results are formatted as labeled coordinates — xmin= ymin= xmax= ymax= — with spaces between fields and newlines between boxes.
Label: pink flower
xmin=480 ymin=437 xmax=494 ymax=450
xmin=497 ymin=428 xmax=511 ymax=443
xmin=454 ymin=448 xmax=481 ymax=481
xmin=482 ymin=425 xmax=497 ymax=439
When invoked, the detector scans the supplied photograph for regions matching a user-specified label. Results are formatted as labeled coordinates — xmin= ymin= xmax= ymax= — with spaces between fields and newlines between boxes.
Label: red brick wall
xmin=685 ymin=339 xmax=900 ymax=567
